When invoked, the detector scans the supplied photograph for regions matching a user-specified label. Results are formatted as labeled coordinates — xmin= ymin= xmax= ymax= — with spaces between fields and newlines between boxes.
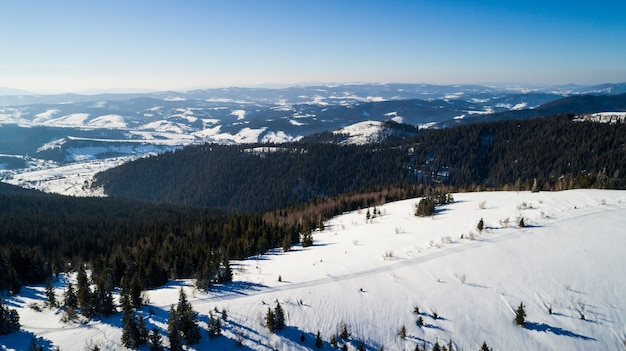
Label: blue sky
xmin=1 ymin=0 xmax=625 ymax=93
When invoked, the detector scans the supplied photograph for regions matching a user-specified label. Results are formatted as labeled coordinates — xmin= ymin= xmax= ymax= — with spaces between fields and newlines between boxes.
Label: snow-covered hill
xmin=2 ymin=190 xmax=625 ymax=350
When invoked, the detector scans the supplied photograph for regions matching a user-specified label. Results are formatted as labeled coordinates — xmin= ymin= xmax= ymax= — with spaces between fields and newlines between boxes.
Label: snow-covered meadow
xmin=2 ymin=189 xmax=625 ymax=350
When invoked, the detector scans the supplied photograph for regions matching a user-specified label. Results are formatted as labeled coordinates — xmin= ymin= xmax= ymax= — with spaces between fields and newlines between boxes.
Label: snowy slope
xmin=2 ymin=190 xmax=625 ymax=351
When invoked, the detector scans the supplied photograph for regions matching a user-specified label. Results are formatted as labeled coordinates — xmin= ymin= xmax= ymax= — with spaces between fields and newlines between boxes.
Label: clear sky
xmin=1 ymin=0 xmax=625 ymax=93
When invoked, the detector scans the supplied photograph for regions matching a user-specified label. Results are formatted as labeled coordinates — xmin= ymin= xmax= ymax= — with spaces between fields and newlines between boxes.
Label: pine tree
xmin=168 ymin=305 xmax=183 ymax=351
xmin=302 ymin=230 xmax=313 ymax=247
xmin=0 ymin=298 xmax=20 ymax=335
xmin=64 ymin=282 xmax=78 ymax=309
xmin=76 ymin=266 xmax=93 ymax=316
xmin=93 ymin=277 xmax=114 ymax=317
xmin=45 ymin=277 xmax=58 ymax=309
xmin=315 ymin=330 xmax=323 ymax=348
xmin=432 ymin=341 xmax=441 ymax=351
xmin=515 ymin=302 xmax=526 ymax=327
xmin=399 ymin=325 xmax=407 ymax=338
xmin=121 ymin=299 xmax=139 ymax=348
xmin=340 ymin=322 xmax=349 ymax=340
xmin=477 ymin=218 xmax=484 ymax=232
xmin=148 ymin=328 xmax=164 ymax=351
xmin=207 ymin=312 xmax=222 ymax=339
xmin=274 ymin=301 xmax=285 ymax=330
xmin=480 ymin=341 xmax=491 ymax=351
xmin=330 ymin=334 xmax=338 ymax=347
xmin=176 ymin=288 xmax=201 ymax=344
xmin=265 ymin=307 xmax=276 ymax=332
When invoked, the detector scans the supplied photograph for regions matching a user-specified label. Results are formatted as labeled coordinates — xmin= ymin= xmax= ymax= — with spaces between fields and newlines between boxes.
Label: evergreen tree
xmin=45 ymin=276 xmax=58 ymax=309
xmin=274 ymin=301 xmax=285 ymax=330
xmin=28 ymin=338 xmax=44 ymax=351
xmin=301 ymin=229 xmax=313 ymax=247
xmin=330 ymin=334 xmax=338 ymax=347
xmin=148 ymin=328 xmax=164 ymax=351
xmin=480 ymin=341 xmax=492 ymax=351
xmin=121 ymin=298 xmax=139 ymax=348
xmin=265 ymin=307 xmax=276 ymax=332
xmin=176 ymin=288 xmax=201 ymax=345
xmin=477 ymin=218 xmax=484 ymax=232
xmin=93 ymin=276 xmax=114 ymax=317
xmin=63 ymin=282 xmax=78 ymax=309
xmin=340 ymin=322 xmax=349 ymax=340
xmin=0 ymin=298 xmax=20 ymax=335
xmin=167 ymin=305 xmax=183 ymax=351
xmin=207 ymin=312 xmax=222 ymax=339
xmin=515 ymin=302 xmax=526 ymax=327
xmin=399 ymin=325 xmax=407 ymax=338
xmin=415 ymin=197 xmax=436 ymax=217
xmin=315 ymin=330 xmax=323 ymax=348
xmin=76 ymin=266 xmax=93 ymax=316
xmin=432 ymin=341 xmax=441 ymax=351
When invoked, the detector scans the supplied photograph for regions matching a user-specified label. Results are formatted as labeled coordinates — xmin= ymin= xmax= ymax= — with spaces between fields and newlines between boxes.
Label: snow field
xmin=1 ymin=190 xmax=625 ymax=350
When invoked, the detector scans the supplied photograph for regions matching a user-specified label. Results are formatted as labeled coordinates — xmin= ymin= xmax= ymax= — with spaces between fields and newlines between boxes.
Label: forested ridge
xmin=94 ymin=114 xmax=626 ymax=212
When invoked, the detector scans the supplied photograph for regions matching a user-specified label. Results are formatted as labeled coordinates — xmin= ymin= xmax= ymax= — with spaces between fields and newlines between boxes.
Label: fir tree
xmin=477 ymin=218 xmax=484 ymax=232
xmin=45 ymin=277 xmax=58 ymax=309
xmin=176 ymin=288 xmax=201 ymax=344
xmin=432 ymin=341 xmax=441 ymax=351
xmin=93 ymin=277 xmax=114 ymax=317
xmin=340 ymin=322 xmax=349 ymax=340
xmin=76 ymin=266 xmax=93 ymax=316
xmin=0 ymin=298 xmax=20 ymax=335
xmin=265 ymin=307 xmax=276 ymax=332
xmin=480 ymin=341 xmax=492 ymax=351
xmin=274 ymin=301 xmax=285 ymax=330
xmin=148 ymin=328 xmax=164 ymax=351
xmin=315 ymin=330 xmax=323 ymax=348
xmin=121 ymin=300 xmax=139 ymax=348
xmin=515 ymin=302 xmax=526 ymax=327
xmin=302 ymin=230 xmax=313 ymax=247
xmin=63 ymin=282 xmax=78 ymax=309
xmin=330 ymin=334 xmax=338 ymax=347
xmin=167 ymin=305 xmax=183 ymax=351
xmin=399 ymin=325 xmax=407 ymax=338
xmin=207 ymin=312 xmax=222 ymax=339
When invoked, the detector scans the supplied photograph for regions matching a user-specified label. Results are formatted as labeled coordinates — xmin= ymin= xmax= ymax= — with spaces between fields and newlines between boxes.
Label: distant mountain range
xmin=1 ymin=83 xmax=625 ymax=195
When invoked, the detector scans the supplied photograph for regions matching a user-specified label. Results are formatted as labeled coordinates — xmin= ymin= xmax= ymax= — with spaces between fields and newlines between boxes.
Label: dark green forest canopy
xmin=93 ymin=114 xmax=626 ymax=212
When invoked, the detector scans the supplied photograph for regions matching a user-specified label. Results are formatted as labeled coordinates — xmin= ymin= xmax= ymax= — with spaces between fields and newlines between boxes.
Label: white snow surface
xmin=1 ymin=190 xmax=625 ymax=351
xmin=333 ymin=120 xmax=383 ymax=145
xmin=575 ymin=112 xmax=626 ymax=124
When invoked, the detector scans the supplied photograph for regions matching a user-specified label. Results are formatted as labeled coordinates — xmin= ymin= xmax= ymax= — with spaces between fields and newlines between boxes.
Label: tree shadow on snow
xmin=525 ymin=321 xmax=595 ymax=340
xmin=0 ymin=330 xmax=55 ymax=351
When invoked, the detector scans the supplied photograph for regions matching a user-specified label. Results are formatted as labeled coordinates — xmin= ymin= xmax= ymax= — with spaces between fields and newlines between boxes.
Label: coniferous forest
xmin=94 ymin=114 xmax=625 ymax=212
xmin=1 ymin=113 xmax=625 ymax=295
